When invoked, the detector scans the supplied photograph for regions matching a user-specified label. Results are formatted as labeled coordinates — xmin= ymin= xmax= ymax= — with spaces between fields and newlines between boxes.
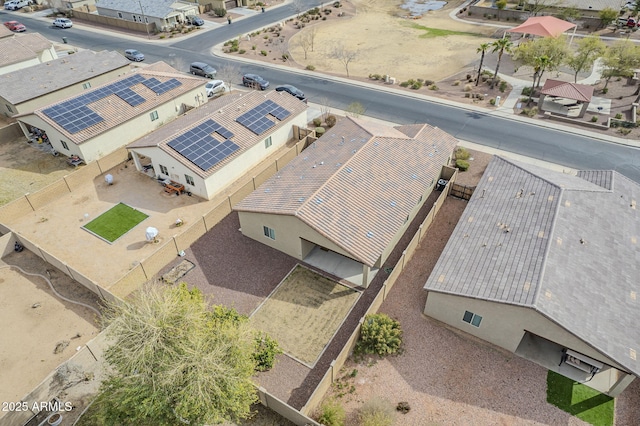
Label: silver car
xmin=124 ymin=49 xmax=145 ymax=62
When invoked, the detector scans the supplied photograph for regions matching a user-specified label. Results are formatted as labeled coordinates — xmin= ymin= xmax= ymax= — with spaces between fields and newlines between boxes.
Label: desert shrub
xmin=282 ymin=53 xmax=290 ymax=61
xmin=399 ymin=81 xmax=410 ymax=88
xmin=260 ymin=50 xmax=268 ymax=56
xmin=591 ymin=116 xmax=598 ymax=122
xmin=521 ymin=107 xmax=538 ymax=117
xmin=333 ymin=1 xmax=342 ymax=7
xmin=371 ymin=73 xmax=382 ymax=80
xmin=521 ymin=87 xmax=534 ymax=96
xmin=322 ymin=16 xmax=327 ymax=20
xmin=355 ymin=313 xmax=402 ymax=357
xmin=325 ymin=115 xmax=337 ymax=127
xmin=456 ymin=159 xmax=470 ymax=171
xmin=317 ymin=400 xmax=345 ymax=426
xmin=453 ymin=80 xmax=461 ymax=86
xmin=499 ymin=80 xmax=507 ymax=92
xmin=618 ymin=128 xmax=632 ymax=135
xmin=602 ymin=87 xmax=608 ymax=94
xmin=396 ymin=401 xmax=411 ymax=414
xmin=615 ymin=113 xmax=623 ymax=119
xmin=455 ymin=147 xmax=471 ymax=160
xmin=424 ymin=79 xmax=434 ymax=86
xmin=238 ymin=49 xmax=246 ymax=54
xmin=463 ymin=83 xmax=473 ymax=92
xmin=306 ymin=64 xmax=316 ymax=70
xmin=464 ymin=92 xmax=470 ymax=98
xmin=251 ymin=45 xmax=256 ymax=50
xmin=263 ymin=35 xmax=269 ymax=39
xmin=410 ymin=81 xmax=422 ymax=90
xmin=358 ymin=397 xmax=395 ymax=426
xmin=229 ymin=46 xmax=239 ymax=52
xmin=429 ymin=84 xmax=438 ymax=90
xmin=253 ymin=333 xmax=282 ymax=372
xmin=313 ymin=117 xmax=322 ymax=126
xmin=213 ymin=7 xmax=226 ymax=17
xmin=315 ymin=127 xmax=326 ymax=136
xmin=489 ymin=98 xmax=496 ymax=105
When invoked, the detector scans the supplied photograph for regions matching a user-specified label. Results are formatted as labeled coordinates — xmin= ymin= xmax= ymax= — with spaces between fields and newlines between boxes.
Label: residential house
xmin=182 ymin=0 xmax=238 ymax=13
xmin=0 ymin=50 xmax=130 ymax=117
xmin=0 ymin=33 xmax=57 ymax=76
xmin=16 ymin=62 xmax=207 ymax=163
xmin=235 ymin=117 xmax=458 ymax=287
xmin=96 ymin=0 xmax=200 ymax=30
xmin=423 ymin=156 xmax=639 ymax=397
xmin=127 ymin=90 xmax=308 ymax=200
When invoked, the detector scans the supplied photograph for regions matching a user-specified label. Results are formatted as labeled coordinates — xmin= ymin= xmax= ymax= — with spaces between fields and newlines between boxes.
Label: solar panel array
xmin=236 ymin=99 xmax=291 ymax=135
xmin=42 ymin=74 xmax=183 ymax=134
xmin=167 ymin=119 xmax=239 ymax=171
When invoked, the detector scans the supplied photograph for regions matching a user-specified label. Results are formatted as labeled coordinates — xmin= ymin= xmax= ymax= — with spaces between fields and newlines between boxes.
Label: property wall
xmin=423 ymin=292 xmax=627 ymax=372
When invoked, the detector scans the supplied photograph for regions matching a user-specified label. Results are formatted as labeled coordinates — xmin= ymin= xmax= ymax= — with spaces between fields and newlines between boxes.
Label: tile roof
xmin=0 ymin=33 xmax=52 ymax=67
xmin=97 ymin=0 xmax=189 ymax=18
xmin=0 ymin=24 xmax=12 ymax=39
xmin=235 ymin=117 xmax=458 ymax=267
xmin=30 ymin=63 xmax=205 ymax=145
xmin=0 ymin=50 xmax=130 ymax=105
xmin=424 ymin=156 xmax=640 ymax=376
xmin=127 ymin=90 xmax=308 ymax=178
xmin=541 ymin=79 xmax=594 ymax=102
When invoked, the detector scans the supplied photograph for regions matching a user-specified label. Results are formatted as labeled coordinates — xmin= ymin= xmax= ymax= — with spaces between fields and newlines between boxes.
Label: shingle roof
xmin=97 ymin=0 xmax=187 ymax=18
xmin=424 ymin=156 xmax=640 ymax=376
xmin=541 ymin=79 xmax=594 ymax=102
xmin=127 ymin=90 xmax=308 ymax=178
xmin=30 ymin=63 xmax=204 ymax=145
xmin=0 ymin=50 xmax=130 ymax=105
xmin=235 ymin=117 xmax=458 ymax=267
xmin=0 ymin=33 xmax=52 ymax=67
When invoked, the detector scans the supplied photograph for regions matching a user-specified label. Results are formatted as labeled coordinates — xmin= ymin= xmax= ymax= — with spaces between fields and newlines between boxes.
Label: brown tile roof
xmin=541 ymin=79 xmax=594 ymax=102
xmin=0 ymin=25 xmax=12 ymax=39
xmin=0 ymin=50 xmax=130 ymax=105
xmin=31 ymin=63 xmax=205 ymax=145
xmin=127 ymin=90 xmax=308 ymax=178
xmin=235 ymin=117 xmax=458 ymax=266
xmin=0 ymin=33 xmax=50 ymax=67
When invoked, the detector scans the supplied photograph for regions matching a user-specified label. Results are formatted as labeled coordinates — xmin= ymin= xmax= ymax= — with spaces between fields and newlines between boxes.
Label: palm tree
xmin=490 ymin=38 xmax=514 ymax=89
xmin=476 ymin=43 xmax=491 ymax=87
xmin=528 ymin=55 xmax=550 ymax=102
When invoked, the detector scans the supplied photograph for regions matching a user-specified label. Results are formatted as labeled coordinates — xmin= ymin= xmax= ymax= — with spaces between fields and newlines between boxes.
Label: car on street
xmin=275 ymin=84 xmax=307 ymax=102
xmin=4 ymin=21 xmax=26 ymax=32
xmin=124 ymin=49 xmax=145 ymax=62
xmin=190 ymin=61 xmax=217 ymax=79
xmin=242 ymin=73 xmax=269 ymax=90
xmin=4 ymin=0 xmax=28 ymax=10
xmin=53 ymin=18 xmax=73 ymax=28
xmin=205 ymin=80 xmax=227 ymax=97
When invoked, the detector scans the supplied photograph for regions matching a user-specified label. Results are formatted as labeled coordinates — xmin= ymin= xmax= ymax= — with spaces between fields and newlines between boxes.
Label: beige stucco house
xmin=424 ymin=156 xmax=639 ymax=397
xmin=0 ymin=50 xmax=130 ymax=117
xmin=0 ymin=33 xmax=57 ymax=76
xmin=16 ymin=62 xmax=207 ymax=163
xmin=96 ymin=0 xmax=200 ymax=30
xmin=127 ymin=90 xmax=308 ymax=200
xmin=235 ymin=117 xmax=458 ymax=287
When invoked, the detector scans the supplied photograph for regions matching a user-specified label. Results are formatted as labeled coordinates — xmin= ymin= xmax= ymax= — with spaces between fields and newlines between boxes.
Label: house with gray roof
xmin=423 ymin=156 xmax=639 ymax=397
xmin=235 ymin=117 xmax=458 ymax=287
xmin=16 ymin=62 xmax=207 ymax=163
xmin=0 ymin=50 xmax=130 ymax=117
xmin=96 ymin=0 xmax=200 ymax=30
xmin=127 ymin=90 xmax=308 ymax=200
xmin=0 ymin=33 xmax=57 ymax=76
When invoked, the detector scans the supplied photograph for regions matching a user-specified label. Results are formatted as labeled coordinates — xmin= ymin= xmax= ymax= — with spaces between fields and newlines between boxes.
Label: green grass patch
xmin=404 ymin=22 xmax=481 ymax=38
xmin=546 ymin=371 xmax=614 ymax=426
xmin=83 ymin=203 xmax=148 ymax=243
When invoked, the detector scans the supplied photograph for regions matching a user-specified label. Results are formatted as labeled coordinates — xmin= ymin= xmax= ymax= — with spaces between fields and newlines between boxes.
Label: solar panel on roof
xmin=167 ymin=119 xmax=238 ymax=171
xmin=236 ymin=99 xmax=291 ymax=135
xmin=115 ymin=88 xmax=145 ymax=106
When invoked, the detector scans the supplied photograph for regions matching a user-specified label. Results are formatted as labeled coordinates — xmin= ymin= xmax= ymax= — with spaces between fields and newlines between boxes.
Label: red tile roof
xmin=541 ymin=79 xmax=594 ymax=102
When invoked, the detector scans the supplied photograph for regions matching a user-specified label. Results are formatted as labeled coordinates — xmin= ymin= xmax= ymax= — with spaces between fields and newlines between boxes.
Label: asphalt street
xmin=3 ymin=7 xmax=640 ymax=181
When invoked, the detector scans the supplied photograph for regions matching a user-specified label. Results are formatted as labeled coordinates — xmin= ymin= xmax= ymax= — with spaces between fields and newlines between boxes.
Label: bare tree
xmin=309 ymin=27 xmax=318 ymax=52
xmin=330 ymin=43 xmax=358 ymax=77
xmin=318 ymin=96 xmax=331 ymax=121
xmin=216 ymin=63 xmax=242 ymax=93
xmin=346 ymin=101 xmax=366 ymax=118
xmin=293 ymin=32 xmax=312 ymax=60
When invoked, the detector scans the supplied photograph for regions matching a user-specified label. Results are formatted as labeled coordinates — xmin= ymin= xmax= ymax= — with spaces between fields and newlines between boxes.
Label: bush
xmin=213 ymin=7 xmax=226 ymax=17
xmin=453 ymin=80 xmax=461 ymax=86
xmin=238 ymin=49 xmax=246 ymax=54
xmin=396 ymin=401 xmax=411 ymax=414
xmin=591 ymin=116 xmax=599 ymax=122
xmin=333 ymin=1 xmax=342 ymax=7
xmin=456 ymin=159 xmax=470 ymax=171
xmin=399 ymin=81 xmax=410 ymax=88
xmin=521 ymin=106 xmax=538 ymax=117
xmin=602 ymin=87 xmax=608 ymax=94
xmin=455 ymin=147 xmax=471 ymax=160
xmin=615 ymin=113 xmax=623 ymax=119
xmin=315 ymin=126 xmax=326 ymax=136
xmin=424 ymin=79 xmax=434 ymax=86
xmin=313 ymin=117 xmax=322 ymax=127
xmin=317 ymin=400 xmax=345 ymax=426
xmin=253 ymin=333 xmax=282 ymax=372
xmin=410 ymin=81 xmax=423 ymax=90
xmin=306 ymin=64 xmax=316 ymax=70
xmin=499 ymin=80 xmax=507 ymax=92
xmin=251 ymin=45 xmax=256 ymax=50
xmin=260 ymin=50 xmax=268 ymax=56
xmin=521 ymin=87 xmax=533 ymax=96
xmin=358 ymin=397 xmax=395 ymax=426
xmin=463 ymin=83 xmax=473 ymax=92
xmin=429 ymin=84 xmax=438 ymax=90
xmin=326 ymin=115 xmax=337 ymax=127
xmin=489 ymin=98 xmax=496 ymax=105
xmin=355 ymin=313 xmax=402 ymax=357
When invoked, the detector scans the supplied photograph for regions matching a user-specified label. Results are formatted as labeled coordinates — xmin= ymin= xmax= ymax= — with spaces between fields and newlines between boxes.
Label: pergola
xmin=539 ymin=79 xmax=594 ymax=118
xmin=506 ymin=16 xmax=577 ymax=44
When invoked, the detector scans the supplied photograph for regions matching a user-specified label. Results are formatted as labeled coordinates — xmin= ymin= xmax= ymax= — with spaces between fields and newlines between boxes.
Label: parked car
xmin=242 ymin=73 xmax=269 ymax=90
xmin=275 ymin=84 xmax=307 ymax=102
xmin=187 ymin=16 xmax=204 ymax=26
xmin=190 ymin=62 xmax=217 ymax=79
xmin=4 ymin=21 xmax=26 ymax=32
xmin=4 ymin=0 xmax=29 ymax=11
xmin=53 ymin=18 xmax=73 ymax=28
xmin=124 ymin=49 xmax=145 ymax=62
xmin=205 ymin=80 xmax=227 ymax=97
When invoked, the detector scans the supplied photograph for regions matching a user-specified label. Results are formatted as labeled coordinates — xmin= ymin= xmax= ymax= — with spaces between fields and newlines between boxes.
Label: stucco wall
xmin=424 ymin=291 xmax=626 ymax=371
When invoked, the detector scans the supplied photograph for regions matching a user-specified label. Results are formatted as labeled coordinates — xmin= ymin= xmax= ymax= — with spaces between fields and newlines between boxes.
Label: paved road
xmin=4 ymin=8 xmax=640 ymax=181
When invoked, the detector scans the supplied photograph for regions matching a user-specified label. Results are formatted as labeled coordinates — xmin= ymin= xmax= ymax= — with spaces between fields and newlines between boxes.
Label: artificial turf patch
xmin=83 ymin=203 xmax=148 ymax=243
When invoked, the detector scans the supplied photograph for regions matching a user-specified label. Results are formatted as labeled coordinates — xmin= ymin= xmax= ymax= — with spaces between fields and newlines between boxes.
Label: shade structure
xmin=507 ymin=16 xmax=576 ymax=37
xmin=540 ymin=79 xmax=594 ymax=102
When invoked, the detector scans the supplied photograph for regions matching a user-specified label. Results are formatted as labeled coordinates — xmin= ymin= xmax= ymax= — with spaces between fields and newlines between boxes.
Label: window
xmin=263 ymin=226 xmax=276 ymax=240
xmin=61 ymin=141 xmax=69 ymax=150
xmin=264 ymin=136 xmax=272 ymax=148
xmin=462 ymin=310 xmax=482 ymax=327
xmin=150 ymin=110 xmax=159 ymax=121
xmin=82 ymin=82 xmax=91 ymax=89
xmin=159 ymin=164 xmax=168 ymax=175
xmin=185 ymin=174 xmax=194 ymax=186
xmin=6 ymin=104 xmax=12 ymax=113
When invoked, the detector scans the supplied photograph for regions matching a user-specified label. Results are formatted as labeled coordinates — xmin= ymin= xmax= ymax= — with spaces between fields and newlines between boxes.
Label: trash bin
xmin=261 ymin=6 xmax=265 ymax=12
xmin=62 ymin=37 xmax=68 ymax=44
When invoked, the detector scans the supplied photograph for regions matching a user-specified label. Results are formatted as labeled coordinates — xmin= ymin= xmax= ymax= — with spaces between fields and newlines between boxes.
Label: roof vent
xmin=374 ymin=142 xmax=379 ymax=146
xmin=298 ymin=197 xmax=305 ymax=202
xmin=352 ymin=149 xmax=357 ymax=153
xmin=346 ymin=167 xmax=352 ymax=173
xmin=411 ymin=174 xmax=418 ymax=179
xmin=303 ymin=156 xmax=308 ymax=161
xmin=312 ymin=164 xmax=317 ymax=168
xmin=319 ymin=161 xmax=324 ymax=165
xmin=276 ymin=175 xmax=281 ymax=179
xmin=341 ymin=136 xmax=345 ymax=143
xmin=366 ymin=231 xmax=374 ymax=238
xmin=351 ymin=138 xmax=356 ymax=142
xmin=264 ymin=188 xmax=271 ymax=193
xmin=390 ymin=201 xmax=397 ymax=207
xmin=315 ymin=197 xmax=323 ymax=204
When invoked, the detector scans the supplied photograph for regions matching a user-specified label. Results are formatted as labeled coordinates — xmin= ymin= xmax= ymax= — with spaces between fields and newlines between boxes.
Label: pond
xmin=400 ymin=0 xmax=448 ymax=15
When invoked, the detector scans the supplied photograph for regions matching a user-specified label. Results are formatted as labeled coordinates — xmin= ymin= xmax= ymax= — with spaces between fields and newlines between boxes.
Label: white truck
xmin=4 ymin=0 xmax=30 ymax=10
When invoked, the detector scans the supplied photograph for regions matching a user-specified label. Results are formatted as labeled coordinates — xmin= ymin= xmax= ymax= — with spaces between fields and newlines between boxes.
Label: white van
xmin=4 ymin=0 xmax=29 ymax=10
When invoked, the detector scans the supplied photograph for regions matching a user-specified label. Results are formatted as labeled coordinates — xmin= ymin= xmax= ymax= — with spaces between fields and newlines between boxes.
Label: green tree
xmin=476 ymin=42 xmax=491 ymax=86
xmin=496 ymin=0 xmax=507 ymax=19
xmin=556 ymin=6 xmax=581 ymax=22
xmin=490 ymin=38 xmax=514 ymax=89
xmin=598 ymin=7 xmax=618 ymax=29
xmin=566 ymin=35 xmax=606 ymax=83
xmin=513 ymin=36 xmax=569 ymax=91
xmin=601 ymin=40 xmax=640 ymax=90
xmin=92 ymin=283 xmax=258 ymax=426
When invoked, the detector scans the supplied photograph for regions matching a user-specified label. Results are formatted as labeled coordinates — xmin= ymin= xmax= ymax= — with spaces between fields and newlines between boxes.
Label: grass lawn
xmin=546 ymin=371 xmax=614 ymax=426
xmin=404 ymin=22 xmax=482 ymax=38
xmin=83 ymin=203 xmax=148 ymax=243
xmin=250 ymin=265 xmax=360 ymax=367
